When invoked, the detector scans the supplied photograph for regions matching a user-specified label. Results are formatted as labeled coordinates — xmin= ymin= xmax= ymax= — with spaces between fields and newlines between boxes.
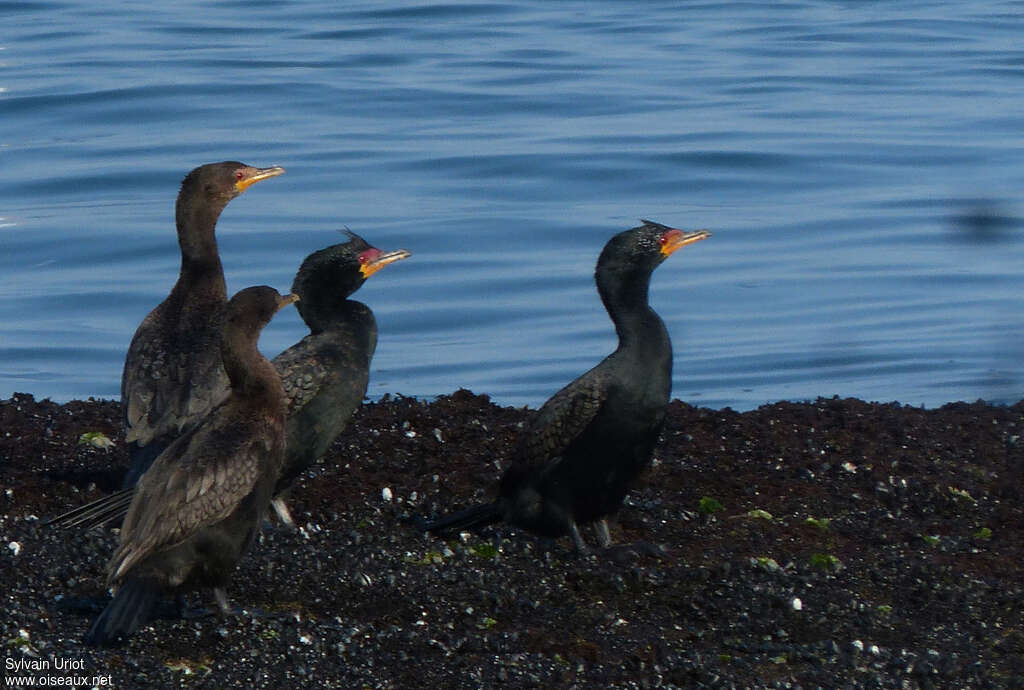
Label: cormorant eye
xmin=658 ymin=234 xmax=669 ymax=245
xmin=235 ymin=170 xmax=244 ymax=181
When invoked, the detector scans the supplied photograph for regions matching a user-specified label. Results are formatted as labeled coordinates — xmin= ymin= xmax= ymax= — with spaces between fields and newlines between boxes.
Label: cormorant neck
xmin=222 ymin=331 xmax=283 ymax=403
xmin=600 ymin=267 xmax=674 ymax=404
xmin=598 ymin=268 xmax=665 ymax=352
xmin=173 ymin=195 xmax=227 ymax=297
xmin=176 ymin=193 xmax=228 ymax=267
xmin=300 ymin=295 xmax=368 ymax=336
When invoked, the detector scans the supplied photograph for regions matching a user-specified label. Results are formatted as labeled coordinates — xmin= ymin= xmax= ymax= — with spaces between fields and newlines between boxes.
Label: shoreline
xmin=2 ymin=390 xmax=1022 ymax=687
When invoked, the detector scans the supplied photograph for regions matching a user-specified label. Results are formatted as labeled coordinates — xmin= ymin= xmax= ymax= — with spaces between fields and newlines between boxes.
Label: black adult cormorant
xmin=269 ymin=231 xmax=410 ymax=525
xmin=422 ymin=220 xmax=710 ymax=553
xmin=84 ymin=286 xmax=297 ymax=646
xmin=121 ymin=161 xmax=285 ymax=488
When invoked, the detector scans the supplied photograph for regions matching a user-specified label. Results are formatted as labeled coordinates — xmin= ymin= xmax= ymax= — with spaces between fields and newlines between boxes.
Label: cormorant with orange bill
xmin=269 ymin=231 xmax=411 ymax=525
xmin=48 ymin=231 xmax=411 ymax=531
xmin=422 ymin=220 xmax=710 ymax=554
xmin=121 ymin=161 xmax=285 ymax=488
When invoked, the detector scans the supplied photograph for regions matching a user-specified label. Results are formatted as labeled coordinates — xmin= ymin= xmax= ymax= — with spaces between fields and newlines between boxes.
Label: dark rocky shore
xmin=1 ymin=391 xmax=1022 ymax=688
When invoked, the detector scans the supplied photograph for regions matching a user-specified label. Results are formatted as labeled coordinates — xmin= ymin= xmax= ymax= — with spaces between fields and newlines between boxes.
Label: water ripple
xmin=3 ymin=1 xmax=1023 ymax=409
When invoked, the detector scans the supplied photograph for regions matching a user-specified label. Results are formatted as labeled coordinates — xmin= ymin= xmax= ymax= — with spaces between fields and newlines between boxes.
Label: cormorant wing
xmin=273 ymin=304 xmax=376 ymax=415
xmin=122 ymin=311 xmax=228 ymax=446
xmin=516 ymin=370 xmax=608 ymax=467
xmin=272 ymin=336 xmax=336 ymax=415
xmin=108 ymin=410 xmax=266 ymax=580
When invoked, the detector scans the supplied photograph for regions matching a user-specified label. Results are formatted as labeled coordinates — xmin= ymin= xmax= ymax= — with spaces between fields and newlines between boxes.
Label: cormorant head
xmin=594 ymin=220 xmax=710 ymax=308
xmin=597 ymin=220 xmax=710 ymax=281
xmin=291 ymin=230 xmax=411 ymax=331
xmin=225 ymin=286 xmax=299 ymax=340
xmin=179 ymin=161 xmax=286 ymax=208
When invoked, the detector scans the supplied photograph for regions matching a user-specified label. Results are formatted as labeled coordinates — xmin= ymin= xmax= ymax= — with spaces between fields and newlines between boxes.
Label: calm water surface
xmin=3 ymin=1 xmax=1024 ymax=410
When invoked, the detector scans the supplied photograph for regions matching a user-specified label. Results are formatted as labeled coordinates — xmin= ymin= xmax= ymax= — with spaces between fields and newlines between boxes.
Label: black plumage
xmin=269 ymin=231 xmax=410 ymax=525
xmin=423 ymin=220 xmax=710 ymax=553
xmin=120 ymin=161 xmax=285 ymax=488
xmin=83 ymin=286 xmax=296 ymax=646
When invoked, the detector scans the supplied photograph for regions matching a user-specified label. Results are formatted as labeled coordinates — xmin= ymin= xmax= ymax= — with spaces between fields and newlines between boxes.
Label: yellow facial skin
xmin=359 ymin=248 xmax=412 ymax=278
xmin=660 ymin=228 xmax=711 ymax=257
xmin=234 ymin=165 xmax=286 ymax=193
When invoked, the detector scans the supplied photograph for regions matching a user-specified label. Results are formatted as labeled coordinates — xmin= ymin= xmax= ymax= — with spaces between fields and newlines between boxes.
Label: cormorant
xmin=422 ymin=220 xmax=710 ymax=553
xmin=84 ymin=286 xmax=297 ymax=646
xmin=269 ymin=231 xmax=411 ymax=525
xmin=47 ymin=231 xmax=410 ymax=531
xmin=121 ymin=161 xmax=285 ymax=488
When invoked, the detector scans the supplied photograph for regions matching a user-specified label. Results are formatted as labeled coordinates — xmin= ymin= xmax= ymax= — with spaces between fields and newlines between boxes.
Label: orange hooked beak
xmin=235 ymin=165 xmax=286 ymax=193
xmin=659 ymin=228 xmax=711 ymax=257
xmin=359 ymin=248 xmax=412 ymax=278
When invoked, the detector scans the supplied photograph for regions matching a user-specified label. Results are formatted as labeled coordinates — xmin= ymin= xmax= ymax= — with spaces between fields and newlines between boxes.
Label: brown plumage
xmin=84 ymin=286 xmax=297 ymax=646
xmin=121 ymin=161 xmax=285 ymax=488
xmin=48 ymin=231 xmax=412 ymax=532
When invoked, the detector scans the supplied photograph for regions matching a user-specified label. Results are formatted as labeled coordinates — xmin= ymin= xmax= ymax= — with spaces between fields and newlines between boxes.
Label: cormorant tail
xmin=45 ymin=488 xmax=134 ymax=529
xmin=421 ymin=502 xmax=503 ymax=535
xmin=84 ymin=578 xmax=159 ymax=647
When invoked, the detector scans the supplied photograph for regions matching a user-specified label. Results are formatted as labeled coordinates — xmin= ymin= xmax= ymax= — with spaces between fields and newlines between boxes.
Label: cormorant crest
xmin=639 ymin=218 xmax=670 ymax=231
xmin=339 ymin=227 xmax=369 ymax=247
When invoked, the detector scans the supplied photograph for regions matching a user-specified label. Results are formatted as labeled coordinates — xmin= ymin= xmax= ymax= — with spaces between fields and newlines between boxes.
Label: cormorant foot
xmin=181 ymin=595 xmax=290 ymax=623
xmin=270 ymin=497 xmax=296 ymax=528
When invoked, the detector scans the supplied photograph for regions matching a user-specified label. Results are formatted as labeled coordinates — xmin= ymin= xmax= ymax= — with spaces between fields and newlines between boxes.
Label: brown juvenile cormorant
xmin=121 ymin=161 xmax=285 ymax=488
xmin=47 ymin=231 xmax=410 ymax=531
xmin=84 ymin=286 xmax=297 ymax=646
xmin=422 ymin=220 xmax=710 ymax=553
xmin=269 ymin=231 xmax=410 ymax=525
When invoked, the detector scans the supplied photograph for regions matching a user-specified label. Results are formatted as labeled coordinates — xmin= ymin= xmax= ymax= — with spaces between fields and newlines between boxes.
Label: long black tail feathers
xmin=420 ymin=502 xmax=503 ymax=535
xmin=45 ymin=488 xmax=134 ymax=530
xmin=84 ymin=578 xmax=159 ymax=647
xmin=47 ymin=438 xmax=170 ymax=530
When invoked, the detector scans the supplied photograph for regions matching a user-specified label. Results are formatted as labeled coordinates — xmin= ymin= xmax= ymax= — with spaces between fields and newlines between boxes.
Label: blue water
xmin=3 ymin=1 xmax=1023 ymax=411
